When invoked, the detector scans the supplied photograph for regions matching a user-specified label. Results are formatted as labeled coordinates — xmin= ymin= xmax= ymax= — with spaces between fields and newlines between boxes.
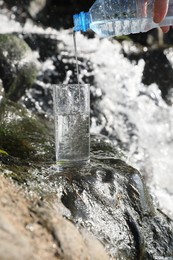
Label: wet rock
xmin=0 ymin=34 xmax=38 ymax=101
xmin=55 ymin=141 xmax=173 ymax=259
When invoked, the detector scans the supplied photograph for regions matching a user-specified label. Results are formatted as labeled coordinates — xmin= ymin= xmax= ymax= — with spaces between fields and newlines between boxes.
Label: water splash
xmin=1 ymin=11 xmax=173 ymax=218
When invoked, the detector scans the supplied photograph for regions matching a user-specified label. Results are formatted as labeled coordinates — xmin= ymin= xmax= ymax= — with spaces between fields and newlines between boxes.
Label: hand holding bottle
xmin=73 ymin=0 xmax=173 ymax=37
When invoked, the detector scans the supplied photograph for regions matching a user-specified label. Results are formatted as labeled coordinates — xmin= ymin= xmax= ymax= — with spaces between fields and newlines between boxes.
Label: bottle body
xmin=74 ymin=0 xmax=173 ymax=37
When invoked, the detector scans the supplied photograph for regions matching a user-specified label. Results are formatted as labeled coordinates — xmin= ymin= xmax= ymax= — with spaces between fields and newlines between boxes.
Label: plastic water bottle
xmin=73 ymin=0 xmax=173 ymax=37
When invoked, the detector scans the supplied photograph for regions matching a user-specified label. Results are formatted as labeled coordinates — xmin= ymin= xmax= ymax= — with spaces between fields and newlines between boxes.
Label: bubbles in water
xmin=55 ymin=113 xmax=90 ymax=161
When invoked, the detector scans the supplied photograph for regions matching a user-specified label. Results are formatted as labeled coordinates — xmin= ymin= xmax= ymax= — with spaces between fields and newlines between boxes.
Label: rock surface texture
xmin=0 ymin=175 xmax=109 ymax=260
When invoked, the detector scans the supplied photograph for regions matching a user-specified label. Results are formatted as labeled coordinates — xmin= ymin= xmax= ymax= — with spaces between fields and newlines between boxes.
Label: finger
xmin=161 ymin=26 xmax=170 ymax=33
xmin=143 ymin=0 xmax=148 ymax=16
xmin=153 ymin=0 xmax=169 ymax=23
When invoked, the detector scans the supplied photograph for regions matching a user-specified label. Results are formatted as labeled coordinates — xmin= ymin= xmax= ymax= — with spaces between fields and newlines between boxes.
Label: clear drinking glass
xmin=53 ymin=84 xmax=90 ymax=168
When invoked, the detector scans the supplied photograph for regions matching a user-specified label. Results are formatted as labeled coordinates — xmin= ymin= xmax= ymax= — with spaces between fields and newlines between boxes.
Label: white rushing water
xmin=0 ymin=13 xmax=173 ymax=218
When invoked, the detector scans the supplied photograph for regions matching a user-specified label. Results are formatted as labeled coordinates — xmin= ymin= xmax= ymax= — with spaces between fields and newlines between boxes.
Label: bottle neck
xmin=73 ymin=12 xmax=91 ymax=32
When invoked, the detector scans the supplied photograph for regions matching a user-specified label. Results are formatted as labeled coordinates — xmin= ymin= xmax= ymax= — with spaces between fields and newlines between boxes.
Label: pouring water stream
xmin=73 ymin=31 xmax=80 ymax=85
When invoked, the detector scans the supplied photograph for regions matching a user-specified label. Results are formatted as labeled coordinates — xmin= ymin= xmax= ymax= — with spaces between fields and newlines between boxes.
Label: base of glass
xmin=55 ymin=159 xmax=90 ymax=171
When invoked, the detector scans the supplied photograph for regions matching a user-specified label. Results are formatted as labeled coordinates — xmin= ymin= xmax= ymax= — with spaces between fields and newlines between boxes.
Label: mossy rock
xmin=0 ymin=98 xmax=54 ymax=161
xmin=0 ymin=34 xmax=38 ymax=101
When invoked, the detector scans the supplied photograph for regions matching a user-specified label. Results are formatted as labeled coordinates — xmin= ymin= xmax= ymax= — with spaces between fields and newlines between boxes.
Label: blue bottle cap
xmin=73 ymin=12 xmax=91 ymax=32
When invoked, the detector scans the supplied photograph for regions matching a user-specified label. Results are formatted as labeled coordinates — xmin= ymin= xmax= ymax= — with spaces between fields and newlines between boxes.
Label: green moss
xmin=0 ymin=149 xmax=8 ymax=155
